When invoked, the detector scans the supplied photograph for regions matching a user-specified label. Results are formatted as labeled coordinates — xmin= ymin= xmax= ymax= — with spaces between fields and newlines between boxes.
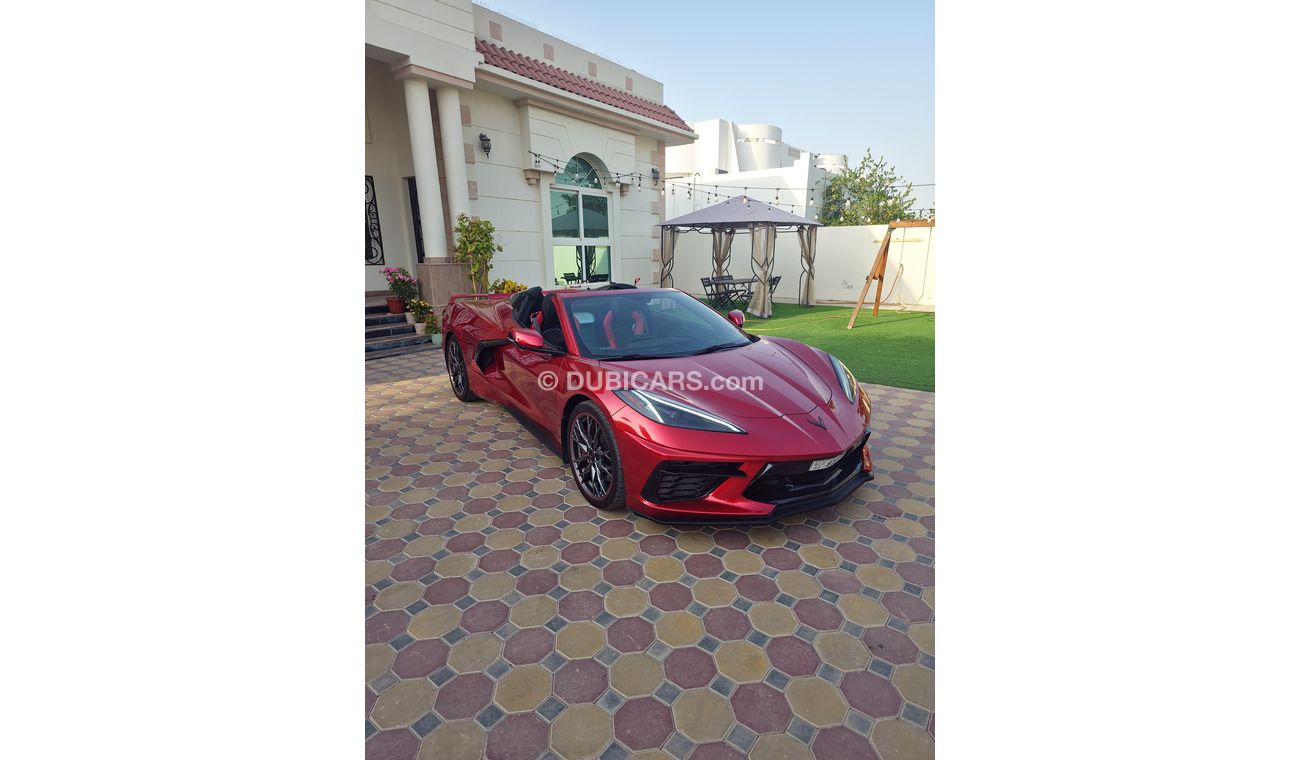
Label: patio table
xmin=701 ymin=276 xmax=756 ymax=310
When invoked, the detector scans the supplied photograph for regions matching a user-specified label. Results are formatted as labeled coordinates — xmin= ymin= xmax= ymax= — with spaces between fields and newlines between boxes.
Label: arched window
xmin=555 ymin=156 xmax=603 ymax=188
xmin=550 ymin=156 xmax=611 ymax=285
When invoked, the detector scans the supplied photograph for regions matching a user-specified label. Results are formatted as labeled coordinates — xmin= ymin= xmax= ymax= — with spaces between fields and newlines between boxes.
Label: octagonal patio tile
xmin=702 ymin=607 xmax=752 ymax=641
xmin=460 ymin=600 xmax=510 ymax=633
xmin=371 ymin=678 xmax=436 ymax=729
xmin=648 ymin=582 xmax=693 ymax=611
xmin=691 ymin=578 xmax=737 ymax=608
xmin=734 ymin=574 xmax=779 ymax=602
xmin=516 ymin=569 xmax=559 ymax=596
xmin=785 ymin=676 xmax=847 ymax=727
xmin=728 ymin=682 xmax=791 ymax=734
xmin=423 ymin=577 xmax=470 ymax=605
xmin=663 ymin=646 xmax=717 ymax=689
xmin=839 ymin=595 xmax=890 ymax=628
xmin=366 ymin=611 xmax=411 ymax=645
xmin=655 ymin=611 xmax=704 ymax=647
xmin=749 ymin=734 xmax=813 ymax=760
xmin=366 ymin=644 xmax=396 ymax=683
xmin=714 ymin=641 xmax=769 ymax=683
xmin=367 ymin=728 xmax=420 ymax=760
xmin=644 ymin=556 xmax=685 ymax=582
xmin=602 ymin=559 xmax=645 ymax=586
xmin=863 ymin=625 xmax=920 ymax=665
xmin=814 ymin=631 xmax=870 ymax=672
xmin=766 ymin=635 xmax=820 ymax=677
xmin=880 ymin=591 xmax=933 ymax=623
xmin=392 ymin=639 xmax=450 ymax=678
xmin=433 ymin=672 xmax=493 ymax=719
xmin=496 ymin=664 xmax=552 ymax=713
xmin=747 ymin=603 xmax=798 ymax=637
xmin=610 ymin=652 xmax=665 ymax=697
xmin=608 ymin=617 xmax=655 ymax=653
xmin=407 ymin=605 xmax=460 ymax=640
xmin=484 ymin=713 xmax=549 ymax=760
xmin=614 ymin=696 xmax=674 ymax=750
xmin=558 ymin=590 xmax=604 ymax=621
xmin=508 ymin=596 xmax=557 ymax=628
xmin=605 ymin=586 xmax=649 ymax=618
xmin=418 ymin=719 xmax=485 ymax=760
xmin=447 ymin=633 xmax=503 ymax=672
xmin=892 ymin=664 xmax=935 ymax=710
xmin=774 ymin=571 xmax=821 ymax=599
xmin=502 ymin=626 xmax=554 ymax=666
xmin=557 ymin=621 xmax=606 ymax=659
xmin=838 ymin=670 xmax=902 ymax=718
xmin=550 ymin=704 xmax=612 ymax=759
xmin=871 ymin=718 xmax=935 ymax=760
xmin=792 ymin=598 xmax=844 ymax=631
xmin=554 ymin=658 xmax=609 ymax=704
xmin=684 ymin=554 xmax=724 ymax=578
xmin=672 ymin=688 xmax=734 ymax=743
xmin=811 ymin=726 xmax=879 ymax=760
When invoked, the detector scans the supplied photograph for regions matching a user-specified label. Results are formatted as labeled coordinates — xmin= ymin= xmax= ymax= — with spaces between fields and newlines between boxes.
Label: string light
xmin=526 ymin=150 xmax=932 ymax=215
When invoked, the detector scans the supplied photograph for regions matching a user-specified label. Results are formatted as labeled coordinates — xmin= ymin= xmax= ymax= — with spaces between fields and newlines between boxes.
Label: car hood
xmin=600 ymin=338 xmax=832 ymax=419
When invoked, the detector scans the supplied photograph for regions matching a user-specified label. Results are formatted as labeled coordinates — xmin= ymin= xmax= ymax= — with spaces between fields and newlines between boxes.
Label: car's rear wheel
xmin=445 ymin=336 xmax=479 ymax=401
xmin=568 ymin=401 xmax=625 ymax=510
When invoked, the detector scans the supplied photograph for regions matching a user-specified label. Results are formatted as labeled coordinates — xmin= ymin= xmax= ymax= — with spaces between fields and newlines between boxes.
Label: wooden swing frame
xmin=847 ymin=218 xmax=935 ymax=329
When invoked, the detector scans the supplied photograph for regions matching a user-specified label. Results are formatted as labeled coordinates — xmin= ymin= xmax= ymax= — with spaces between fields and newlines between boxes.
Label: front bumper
xmin=613 ymin=423 xmax=875 ymax=525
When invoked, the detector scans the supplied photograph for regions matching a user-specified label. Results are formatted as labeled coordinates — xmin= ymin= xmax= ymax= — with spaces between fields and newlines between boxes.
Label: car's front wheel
xmin=568 ymin=401 xmax=626 ymax=510
xmin=445 ymin=336 xmax=479 ymax=402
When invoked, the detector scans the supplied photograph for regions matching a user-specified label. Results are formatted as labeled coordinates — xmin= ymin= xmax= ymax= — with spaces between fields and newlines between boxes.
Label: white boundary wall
xmin=668 ymin=224 xmax=935 ymax=308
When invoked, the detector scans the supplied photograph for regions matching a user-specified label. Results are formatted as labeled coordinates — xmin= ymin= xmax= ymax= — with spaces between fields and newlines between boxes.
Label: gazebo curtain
xmin=659 ymin=227 xmax=678 ymax=288
xmin=797 ymin=225 xmax=817 ymax=306
xmin=711 ymin=228 xmax=735 ymax=278
xmin=747 ymin=223 xmax=777 ymax=318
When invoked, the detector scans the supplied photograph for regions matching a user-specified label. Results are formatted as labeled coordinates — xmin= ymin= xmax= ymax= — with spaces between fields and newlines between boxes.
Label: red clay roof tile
xmin=476 ymin=40 xmax=690 ymax=132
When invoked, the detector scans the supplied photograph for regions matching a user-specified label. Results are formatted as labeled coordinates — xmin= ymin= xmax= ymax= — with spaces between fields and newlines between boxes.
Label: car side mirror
xmin=508 ymin=328 xmax=546 ymax=350
xmin=727 ymin=310 xmax=745 ymax=328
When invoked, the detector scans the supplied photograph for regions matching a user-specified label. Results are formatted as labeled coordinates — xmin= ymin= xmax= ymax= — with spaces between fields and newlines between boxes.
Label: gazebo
xmin=658 ymin=195 xmax=822 ymax=318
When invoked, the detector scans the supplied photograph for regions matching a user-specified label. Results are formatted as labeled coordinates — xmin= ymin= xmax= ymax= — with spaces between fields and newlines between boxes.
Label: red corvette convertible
xmin=440 ymin=285 xmax=873 ymax=524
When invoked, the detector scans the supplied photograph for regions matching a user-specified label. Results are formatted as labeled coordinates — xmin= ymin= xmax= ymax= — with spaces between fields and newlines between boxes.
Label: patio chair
xmin=768 ymin=275 xmax=782 ymax=300
xmin=701 ymin=277 xmax=727 ymax=309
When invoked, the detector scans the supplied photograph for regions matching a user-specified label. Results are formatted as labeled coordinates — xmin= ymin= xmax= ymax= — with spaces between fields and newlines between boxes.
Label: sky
xmin=478 ymin=0 xmax=935 ymax=210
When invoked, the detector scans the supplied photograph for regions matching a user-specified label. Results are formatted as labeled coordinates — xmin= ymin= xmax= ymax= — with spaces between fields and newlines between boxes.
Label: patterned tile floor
xmin=366 ymin=351 xmax=935 ymax=760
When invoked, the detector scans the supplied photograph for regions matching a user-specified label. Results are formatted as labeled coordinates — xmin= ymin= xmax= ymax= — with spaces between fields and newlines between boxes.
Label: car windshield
xmin=562 ymin=290 xmax=753 ymax=360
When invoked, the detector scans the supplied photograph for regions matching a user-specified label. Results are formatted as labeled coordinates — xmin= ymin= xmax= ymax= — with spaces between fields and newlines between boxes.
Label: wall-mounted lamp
xmin=479 ymin=133 xmax=492 ymax=158
xmin=651 ymin=167 xmax=660 ymax=185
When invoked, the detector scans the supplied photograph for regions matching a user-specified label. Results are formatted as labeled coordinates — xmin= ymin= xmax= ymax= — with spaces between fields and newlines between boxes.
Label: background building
xmin=664 ymin=118 xmax=847 ymax=221
xmin=365 ymin=1 xmax=695 ymax=301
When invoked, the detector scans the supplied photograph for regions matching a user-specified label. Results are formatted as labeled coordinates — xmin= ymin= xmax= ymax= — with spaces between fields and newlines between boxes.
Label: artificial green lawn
xmin=742 ymin=303 xmax=935 ymax=392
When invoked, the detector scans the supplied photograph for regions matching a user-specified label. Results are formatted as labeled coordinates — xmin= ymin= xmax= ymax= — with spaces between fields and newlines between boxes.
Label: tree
xmin=818 ymin=151 xmax=917 ymax=226
xmin=453 ymin=213 xmax=503 ymax=293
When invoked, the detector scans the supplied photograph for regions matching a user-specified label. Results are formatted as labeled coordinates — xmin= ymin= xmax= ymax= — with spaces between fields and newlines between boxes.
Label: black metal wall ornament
xmin=366 ymin=175 xmax=385 ymax=265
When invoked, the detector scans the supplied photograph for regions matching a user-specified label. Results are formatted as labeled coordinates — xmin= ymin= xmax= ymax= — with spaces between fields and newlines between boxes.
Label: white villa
xmin=664 ymin=118 xmax=848 ymax=222
xmin=365 ymin=0 xmax=695 ymax=304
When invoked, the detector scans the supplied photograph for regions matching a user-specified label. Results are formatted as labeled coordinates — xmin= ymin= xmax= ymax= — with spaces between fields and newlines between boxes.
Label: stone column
xmin=435 ymin=87 xmax=472 ymax=236
xmin=402 ymin=77 xmax=448 ymax=260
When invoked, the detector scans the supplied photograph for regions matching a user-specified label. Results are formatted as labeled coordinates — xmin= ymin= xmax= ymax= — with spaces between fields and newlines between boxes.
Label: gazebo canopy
xmin=657 ymin=196 xmax=821 ymax=317
xmin=660 ymin=195 xmax=822 ymax=232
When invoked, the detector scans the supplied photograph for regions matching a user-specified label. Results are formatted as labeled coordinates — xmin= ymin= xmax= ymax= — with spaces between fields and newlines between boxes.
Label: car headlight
xmin=613 ymin=389 xmax=746 ymax=434
xmin=829 ymin=354 xmax=859 ymax=403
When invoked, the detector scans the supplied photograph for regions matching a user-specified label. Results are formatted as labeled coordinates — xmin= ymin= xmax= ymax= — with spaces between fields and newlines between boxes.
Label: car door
xmin=501 ymin=295 xmax=568 ymax=435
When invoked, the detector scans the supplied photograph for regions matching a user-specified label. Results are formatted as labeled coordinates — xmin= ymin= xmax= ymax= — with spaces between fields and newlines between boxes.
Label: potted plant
xmin=408 ymin=299 xmax=433 ymax=336
xmin=453 ymin=214 xmax=503 ymax=293
xmin=382 ymin=266 xmax=419 ymax=314
xmin=423 ymin=313 xmax=441 ymax=346
xmin=489 ymin=277 xmax=527 ymax=295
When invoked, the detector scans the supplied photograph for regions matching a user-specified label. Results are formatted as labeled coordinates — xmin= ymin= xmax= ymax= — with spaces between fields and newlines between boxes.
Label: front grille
xmin=742 ymin=433 xmax=869 ymax=505
xmin=643 ymin=461 xmax=745 ymax=504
